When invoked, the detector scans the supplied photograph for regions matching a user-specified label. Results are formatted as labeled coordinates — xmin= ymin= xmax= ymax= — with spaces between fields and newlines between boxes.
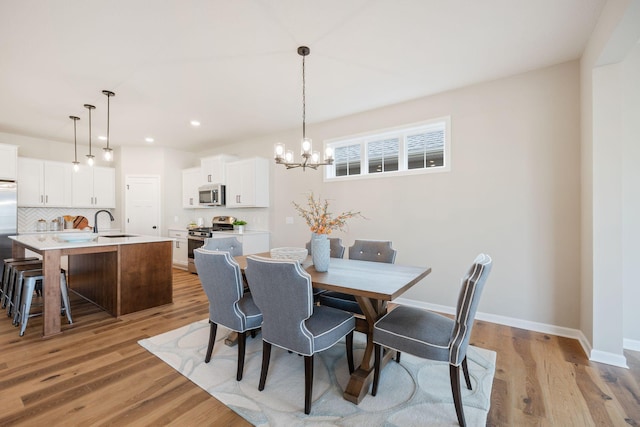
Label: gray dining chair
xmin=202 ymin=236 xmax=243 ymax=256
xmin=371 ymin=254 xmax=493 ymax=427
xmin=305 ymin=237 xmax=346 ymax=259
xmin=194 ymin=248 xmax=262 ymax=381
xmin=317 ymin=239 xmax=397 ymax=314
xmin=245 ymin=255 xmax=356 ymax=415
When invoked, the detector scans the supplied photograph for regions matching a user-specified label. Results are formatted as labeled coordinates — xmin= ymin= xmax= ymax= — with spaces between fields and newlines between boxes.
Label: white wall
xmin=205 ymin=61 xmax=583 ymax=330
xmin=622 ymin=42 xmax=640 ymax=343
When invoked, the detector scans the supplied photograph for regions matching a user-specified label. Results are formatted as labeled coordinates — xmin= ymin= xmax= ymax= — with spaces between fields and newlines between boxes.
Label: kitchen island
xmin=10 ymin=232 xmax=173 ymax=338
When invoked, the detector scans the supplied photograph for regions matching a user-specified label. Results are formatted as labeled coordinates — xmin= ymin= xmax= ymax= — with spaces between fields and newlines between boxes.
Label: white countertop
xmin=9 ymin=232 xmax=173 ymax=251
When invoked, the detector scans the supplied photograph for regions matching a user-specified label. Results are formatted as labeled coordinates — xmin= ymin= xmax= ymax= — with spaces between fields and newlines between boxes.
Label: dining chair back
xmin=305 ymin=237 xmax=346 ymax=259
xmin=371 ymin=253 xmax=493 ymax=427
xmin=194 ymin=248 xmax=262 ymax=381
xmin=245 ymin=255 xmax=355 ymax=414
xmin=318 ymin=239 xmax=397 ymax=314
xmin=202 ymin=236 xmax=243 ymax=256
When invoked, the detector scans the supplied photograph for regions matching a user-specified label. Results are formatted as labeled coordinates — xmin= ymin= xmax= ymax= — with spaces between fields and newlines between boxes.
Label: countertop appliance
xmin=0 ymin=181 xmax=17 ymax=261
xmin=198 ymin=183 xmax=225 ymax=206
xmin=187 ymin=216 xmax=236 ymax=273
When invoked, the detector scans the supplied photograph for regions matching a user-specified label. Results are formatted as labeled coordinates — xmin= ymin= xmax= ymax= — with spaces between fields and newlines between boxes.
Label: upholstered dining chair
xmin=202 ymin=236 xmax=243 ymax=256
xmin=305 ymin=237 xmax=346 ymax=259
xmin=371 ymin=253 xmax=493 ymax=427
xmin=194 ymin=248 xmax=262 ymax=381
xmin=245 ymin=255 xmax=356 ymax=415
xmin=317 ymin=239 xmax=397 ymax=314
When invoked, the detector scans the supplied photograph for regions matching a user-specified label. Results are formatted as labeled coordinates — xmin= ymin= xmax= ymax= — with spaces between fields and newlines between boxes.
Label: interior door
xmin=125 ymin=175 xmax=161 ymax=236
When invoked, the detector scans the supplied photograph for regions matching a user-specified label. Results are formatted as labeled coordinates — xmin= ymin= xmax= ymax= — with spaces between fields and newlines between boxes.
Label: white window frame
xmin=323 ymin=116 xmax=451 ymax=182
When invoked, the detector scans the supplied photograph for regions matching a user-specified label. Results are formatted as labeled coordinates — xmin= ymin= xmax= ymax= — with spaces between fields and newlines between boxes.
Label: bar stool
xmin=3 ymin=260 xmax=43 ymax=314
xmin=17 ymin=269 xmax=72 ymax=336
xmin=1 ymin=258 xmax=39 ymax=307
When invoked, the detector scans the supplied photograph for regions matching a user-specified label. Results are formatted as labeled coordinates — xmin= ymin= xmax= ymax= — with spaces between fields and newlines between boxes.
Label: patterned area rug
xmin=139 ymin=319 xmax=496 ymax=426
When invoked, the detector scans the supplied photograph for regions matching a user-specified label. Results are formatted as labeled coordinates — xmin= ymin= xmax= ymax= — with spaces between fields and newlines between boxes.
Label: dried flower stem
xmin=292 ymin=192 xmax=363 ymax=234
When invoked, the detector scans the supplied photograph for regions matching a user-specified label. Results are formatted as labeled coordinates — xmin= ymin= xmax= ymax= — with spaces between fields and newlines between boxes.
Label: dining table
xmin=234 ymin=253 xmax=431 ymax=405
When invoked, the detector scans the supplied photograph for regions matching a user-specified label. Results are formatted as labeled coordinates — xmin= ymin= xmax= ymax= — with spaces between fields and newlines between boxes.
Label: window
xmin=324 ymin=117 xmax=450 ymax=181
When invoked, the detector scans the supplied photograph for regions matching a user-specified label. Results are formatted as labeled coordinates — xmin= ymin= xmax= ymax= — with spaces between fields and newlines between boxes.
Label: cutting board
xmin=73 ymin=216 xmax=90 ymax=230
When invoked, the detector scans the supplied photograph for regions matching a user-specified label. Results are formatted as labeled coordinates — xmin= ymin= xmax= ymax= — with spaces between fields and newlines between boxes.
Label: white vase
xmin=311 ymin=233 xmax=330 ymax=272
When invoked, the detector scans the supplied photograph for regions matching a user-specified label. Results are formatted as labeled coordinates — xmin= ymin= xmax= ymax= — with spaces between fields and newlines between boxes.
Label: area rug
xmin=139 ymin=319 xmax=496 ymax=426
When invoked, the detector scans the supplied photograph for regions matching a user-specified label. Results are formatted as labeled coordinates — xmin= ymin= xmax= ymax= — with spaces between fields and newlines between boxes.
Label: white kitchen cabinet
xmin=17 ymin=158 xmax=72 ymax=207
xmin=200 ymin=154 xmax=237 ymax=185
xmin=209 ymin=231 xmax=270 ymax=255
xmin=225 ymin=157 xmax=269 ymax=208
xmin=182 ymin=167 xmax=201 ymax=208
xmin=0 ymin=144 xmax=18 ymax=180
xmin=168 ymin=228 xmax=188 ymax=269
xmin=71 ymin=165 xmax=115 ymax=208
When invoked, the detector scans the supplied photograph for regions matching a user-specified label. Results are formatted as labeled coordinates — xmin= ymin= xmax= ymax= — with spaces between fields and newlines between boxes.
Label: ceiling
xmin=0 ymin=0 xmax=606 ymax=153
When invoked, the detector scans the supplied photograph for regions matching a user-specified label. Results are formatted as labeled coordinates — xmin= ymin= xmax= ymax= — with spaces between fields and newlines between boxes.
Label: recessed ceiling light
xmin=190 ymin=120 xmax=201 ymax=127
xmin=145 ymin=137 xmax=154 ymax=143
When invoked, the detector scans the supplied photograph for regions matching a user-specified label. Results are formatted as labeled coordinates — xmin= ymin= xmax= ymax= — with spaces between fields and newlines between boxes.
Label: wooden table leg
xmin=343 ymin=296 xmax=389 ymax=404
xmin=42 ymin=249 xmax=62 ymax=338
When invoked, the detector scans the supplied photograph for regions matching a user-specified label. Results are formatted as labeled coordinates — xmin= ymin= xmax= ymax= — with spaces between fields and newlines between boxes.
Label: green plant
xmin=233 ymin=220 xmax=247 ymax=226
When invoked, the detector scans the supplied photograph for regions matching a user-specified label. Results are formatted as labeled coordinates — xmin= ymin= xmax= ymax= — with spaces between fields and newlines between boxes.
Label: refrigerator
xmin=0 ymin=181 xmax=17 ymax=261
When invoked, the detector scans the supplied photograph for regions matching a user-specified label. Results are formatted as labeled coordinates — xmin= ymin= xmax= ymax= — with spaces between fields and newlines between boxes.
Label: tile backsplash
xmin=18 ymin=208 xmax=116 ymax=233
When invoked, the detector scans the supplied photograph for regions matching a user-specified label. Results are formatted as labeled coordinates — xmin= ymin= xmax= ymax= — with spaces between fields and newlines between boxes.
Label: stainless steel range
xmin=187 ymin=216 xmax=236 ymax=273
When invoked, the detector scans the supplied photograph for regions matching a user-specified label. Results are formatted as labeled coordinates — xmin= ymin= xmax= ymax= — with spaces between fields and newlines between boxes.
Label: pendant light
xmin=274 ymin=46 xmax=334 ymax=171
xmin=70 ymin=115 xmax=81 ymax=172
xmin=84 ymin=104 xmax=96 ymax=166
xmin=102 ymin=90 xmax=115 ymax=161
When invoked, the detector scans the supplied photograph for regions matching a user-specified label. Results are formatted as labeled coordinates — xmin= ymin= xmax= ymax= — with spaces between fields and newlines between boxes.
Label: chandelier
xmin=274 ymin=46 xmax=334 ymax=171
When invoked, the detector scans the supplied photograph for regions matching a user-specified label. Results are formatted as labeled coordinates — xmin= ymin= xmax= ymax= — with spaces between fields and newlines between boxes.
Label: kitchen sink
xmin=101 ymin=234 xmax=137 ymax=238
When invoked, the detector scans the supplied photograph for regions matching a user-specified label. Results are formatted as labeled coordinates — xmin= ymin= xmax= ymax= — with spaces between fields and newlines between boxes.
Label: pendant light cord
xmin=302 ymin=53 xmax=306 ymax=140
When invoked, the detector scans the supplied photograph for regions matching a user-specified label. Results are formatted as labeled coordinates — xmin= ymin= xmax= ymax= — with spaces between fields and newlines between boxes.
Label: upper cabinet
xmin=71 ymin=165 xmax=115 ymax=208
xmin=0 ymin=144 xmax=18 ymax=181
xmin=200 ymin=154 xmax=238 ymax=185
xmin=225 ymin=157 xmax=269 ymax=208
xmin=17 ymin=158 xmax=72 ymax=207
xmin=182 ymin=167 xmax=201 ymax=208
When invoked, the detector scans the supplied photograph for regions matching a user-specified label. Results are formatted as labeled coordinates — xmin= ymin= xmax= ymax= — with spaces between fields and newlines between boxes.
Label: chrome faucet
xmin=94 ymin=210 xmax=115 ymax=233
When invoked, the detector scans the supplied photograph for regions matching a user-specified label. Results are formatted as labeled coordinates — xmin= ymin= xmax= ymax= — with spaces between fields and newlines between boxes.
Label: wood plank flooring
xmin=1 ymin=268 xmax=638 ymax=426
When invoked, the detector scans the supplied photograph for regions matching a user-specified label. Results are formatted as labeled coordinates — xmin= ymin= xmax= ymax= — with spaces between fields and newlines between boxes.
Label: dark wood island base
xmin=68 ymin=241 xmax=173 ymax=316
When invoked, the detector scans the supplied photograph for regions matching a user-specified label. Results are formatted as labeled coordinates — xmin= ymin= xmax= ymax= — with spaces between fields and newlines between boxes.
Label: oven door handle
xmin=188 ymin=235 xmax=207 ymax=241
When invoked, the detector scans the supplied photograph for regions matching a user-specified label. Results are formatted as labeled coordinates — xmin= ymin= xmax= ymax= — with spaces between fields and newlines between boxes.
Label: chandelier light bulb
xmin=301 ymin=138 xmax=312 ymax=155
xmin=285 ymin=150 xmax=294 ymax=163
xmin=311 ymin=151 xmax=320 ymax=163
xmin=325 ymin=147 xmax=334 ymax=160
xmin=274 ymin=143 xmax=285 ymax=159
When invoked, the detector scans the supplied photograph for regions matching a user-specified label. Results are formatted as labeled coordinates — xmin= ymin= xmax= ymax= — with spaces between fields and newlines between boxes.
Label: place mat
xmin=139 ymin=319 xmax=496 ymax=426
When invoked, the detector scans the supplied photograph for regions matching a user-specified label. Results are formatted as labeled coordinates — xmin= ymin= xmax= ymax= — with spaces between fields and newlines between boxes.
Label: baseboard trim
xmin=624 ymin=338 xmax=640 ymax=352
xmin=393 ymin=297 xmax=627 ymax=368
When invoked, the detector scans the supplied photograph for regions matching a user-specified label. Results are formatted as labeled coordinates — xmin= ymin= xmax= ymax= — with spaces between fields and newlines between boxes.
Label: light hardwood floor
xmin=0 ymin=268 xmax=638 ymax=426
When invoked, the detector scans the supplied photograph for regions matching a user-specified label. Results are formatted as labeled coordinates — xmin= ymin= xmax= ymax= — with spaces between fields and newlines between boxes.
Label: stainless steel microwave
xmin=198 ymin=184 xmax=225 ymax=206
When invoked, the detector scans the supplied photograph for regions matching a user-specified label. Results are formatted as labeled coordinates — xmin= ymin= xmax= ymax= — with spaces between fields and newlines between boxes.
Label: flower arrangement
xmin=292 ymin=192 xmax=363 ymax=235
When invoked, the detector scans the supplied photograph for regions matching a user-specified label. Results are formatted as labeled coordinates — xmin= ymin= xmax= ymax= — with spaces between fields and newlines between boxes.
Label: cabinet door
xmin=17 ymin=158 xmax=44 ymax=206
xmin=0 ymin=144 xmax=18 ymax=180
xmin=182 ymin=167 xmax=200 ymax=208
xmin=226 ymin=158 xmax=269 ymax=208
xmin=200 ymin=154 xmax=237 ymax=185
xmin=43 ymin=161 xmax=72 ymax=206
xmin=71 ymin=165 xmax=95 ymax=207
xmin=93 ymin=167 xmax=115 ymax=208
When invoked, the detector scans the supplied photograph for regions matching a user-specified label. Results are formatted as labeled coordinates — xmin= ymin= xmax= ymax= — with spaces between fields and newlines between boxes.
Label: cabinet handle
xmin=40 ymin=195 xmax=44 ymax=203
xmin=176 ymin=241 xmax=180 ymax=249
xmin=189 ymin=197 xmax=193 ymax=205
xmin=208 ymin=174 xmax=212 ymax=182
xmin=95 ymin=196 xmax=98 ymax=205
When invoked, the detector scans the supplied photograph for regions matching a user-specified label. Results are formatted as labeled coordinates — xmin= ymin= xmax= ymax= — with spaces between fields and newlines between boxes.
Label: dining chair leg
xmin=450 ymin=364 xmax=467 ymax=427
xmin=372 ymin=343 xmax=382 ymax=396
xmin=462 ymin=356 xmax=472 ymax=390
xmin=258 ymin=341 xmax=272 ymax=391
xmin=304 ymin=355 xmax=314 ymax=415
xmin=205 ymin=321 xmax=217 ymax=363
xmin=236 ymin=331 xmax=247 ymax=381
xmin=346 ymin=330 xmax=354 ymax=374
xmin=395 ymin=351 xmax=401 ymax=363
